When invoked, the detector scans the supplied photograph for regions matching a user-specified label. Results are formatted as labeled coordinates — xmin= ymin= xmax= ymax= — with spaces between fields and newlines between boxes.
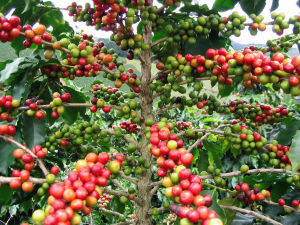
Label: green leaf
xmin=197 ymin=150 xmax=209 ymax=172
xmin=243 ymin=173 xmax=285 ymax=190
xmin=152 ymin=29 xmax=167 ymax=43
xmin=62 ymin=86 xmax=88 ymax=124
xmin=180 ymin=4 xmax=212 ymax=15
xmin=181 ymin=31 xmax=229 ymax=55
xmin=137 ymin=22 xmax=143 ymax=34
xmin=289 ymin=130 xmax=300 ymax=172
xmin=218 ymin=83 xmax=234 ymax=97
xmin=218 ymin=197 xmax=240 ymax=225
xmin=201 ymin=190 xmax=227 ymax=224
xmin=22 ymin=115 xmax=47 ymax=149
xmin=0 ymin=129 xmax=22 ymax=175
xmin=204 ymin=139 xmax=222 ymax=168
xmin=276 ymin=117 xmax=300 ymax=145
xmin=22 ymin=0 xmax=31 ymax=13
xmin=239 ymin=0 xmax=266 ymax=16
xmin=0 ymin=57 xmax=25 ymax=84
xmin=213 ymin=0 xmax=239 ymax=11
xmin=270 ymin=0 xmax=279 ymax=11
xmin=297 ymin=0 xmax=300 ymax=7
xmin=0 ymin=185 xmax=13 ymax=203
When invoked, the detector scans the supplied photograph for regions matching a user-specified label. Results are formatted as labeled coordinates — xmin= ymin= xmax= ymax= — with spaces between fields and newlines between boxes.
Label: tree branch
xmin=154 ymin=103 xmax=183 ymax=116
xmin=188 ymin=132 xmax=210 ymax=152
xmin=107 ymin=130 xmax=141 ymax=149
xmin=118 ymin=171 xmax=138 ymax=184
xmin=150 ymin=180 xmax=162 ymax=188
xmin=220 ymin=205 xmax=282 ymax=225
xmin=0 ymin=135 xmax=49 ymax=176
xmin=99 ymin=207 xmax=125 ymax=218
xmin=200 ymin=168 xmax=295 ymax=180
xmin=151 ymin=36 xmax=168 ymax=48
xmin=0 ymin=176 xmax=46 ymax=184
xmin=263 ymin=200 xmax=300 ymax=213
xmin=111 ymin=179 xmax=127 ymax=192
xmin=20 ymin=32 xmax=69 ymax=53
xmin=150 ymin=184 xmax=161 ymax=197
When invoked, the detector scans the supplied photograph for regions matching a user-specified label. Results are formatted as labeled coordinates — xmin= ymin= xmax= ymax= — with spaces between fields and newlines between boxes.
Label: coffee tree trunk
xmin=135 ymin=22 xmax=154 ymax=225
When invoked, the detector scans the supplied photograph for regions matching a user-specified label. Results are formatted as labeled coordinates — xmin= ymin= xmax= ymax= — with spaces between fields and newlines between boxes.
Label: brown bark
xmin=135 ymin=22 xmax=154 ymax=225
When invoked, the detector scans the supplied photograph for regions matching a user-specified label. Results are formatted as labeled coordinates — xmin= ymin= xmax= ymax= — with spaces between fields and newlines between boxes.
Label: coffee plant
xmin=0 ymin=0 xmax=300 ymax=225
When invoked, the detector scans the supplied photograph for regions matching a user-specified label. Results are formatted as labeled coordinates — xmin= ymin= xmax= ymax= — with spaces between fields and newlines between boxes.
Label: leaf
xmin=276 ymin=117 xmax=300 ymax=145
xmin=270 ymin=0 xmax=279 ymax=11
xmin=0 ymin=185 xmax=13 ymax=203
xmin=22 ymin=0 xmax=31 ymax=13
xmin=289 ymin=130 xmax=300 ymax=172
xmin=204 ymin=139 xmax=222 ymax=168
xmin=152 ymin=29 xmax=167 ymax=43
xmin=297 ymin=0 xmax=300 ymax=7
xmin=218 ymin=197 xmax=240 ymax=225
xmin=0 ymin=57 xmax=25 ymax=84
xmin=22 ymin=115 xmax=47 ymax=149
xmin=213 ymin=0 xmax=239 ymax=11
xmin=197 ymin=150 xmax=209 ymax=172
xmin=62 ymin=86 xmax=88 ymax=124
xmin=231 ymin=213 xmax=254 ymax=225
xmin=239 ymin=0 xmax=266 ymax=16
xmin=180 ymin=4 xmax=212 ymax=15
xmin=201 ymin=190 xmax=227 ymax=224
xmin=218 ymin=83 xmax=234 ymax=97
xmin=0 ymin=129 xmax=22 ymax=175
xmin=181 ymin=31 xmax=229 ymax=56
xmin=270 ymin=182 xmax=290 ymax=202
xmin=137 ymin=22 xmax=143 ymax=34
xmin=243 ymin=173 xmax=285 ymax=190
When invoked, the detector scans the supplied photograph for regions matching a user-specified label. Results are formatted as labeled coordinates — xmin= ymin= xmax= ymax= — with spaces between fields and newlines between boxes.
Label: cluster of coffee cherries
xmin=98 ymin=193 xmax=112 ymax=208
xmin=235 ymin=181 xmax=271 ymax=204
xmin=147 ymin=119 xmax=223 ymax=224
xmin=262 ymin=140 xmax=291 ymax=169
xmin=225 ymin=123 xmax=268 ymax=154
xmin=0 ymin=15 xmax=22 ymax=42
xmin=177 ymin=121 xmax=191 ymax=130
xmin=120 ymin=121 xmax=138 ymax=134
xmin=10 ymin=145 xmax=48 ymax=192
xmin=37 ymin=166 xmax=59 ymax=197
xmin=91 ymin=84 xmax=125 ymax=106
xmin=25 ymin=97 xmax=45 ymax=119
xmin=50 ymin=92 xmax=71 ymax=120
xmin=228 ymin=100 xmax=291 ymax=126
xmin=0 ymin=95 xmax=20 ymax=122
xmin=67 ymin=1 xmax=127 ymax=30
xmin=0 ymin=124 xmax=16 ymax=136
xmin=162 ymin=213 xmax=177 ymax=224
xmin=31 ymin=152 xmax=125 ymax=225
xmin=278 ymin=198 xmax=300 ymax=210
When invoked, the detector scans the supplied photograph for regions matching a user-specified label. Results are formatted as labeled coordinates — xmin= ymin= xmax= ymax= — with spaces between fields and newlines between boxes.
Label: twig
xmin=107 ymin=130 xmax=141 ymax=149
xmin=188 ymin=132 xmax=210 ymax=152
xmin=0 ymin=135 xmax=49 ymax=176
xmin=150 ymin=180 xmax=162 ymax=188
xmin=203 ymin=182 xmax=236 ymax=194
xmin=263 ymin=199 xmax=300 ymax=213
xmin=220 ymin=205 xmax=282 ymax=225
xmin=90 ymin=214 xmax=93 ymax=225
xmin=200 ymin=168 xmax=295 ymax=180
xmin=150 ymin=184 xmax=161 ymax=197
xmin=118 ymin=171 xmax=138 ymax=184
xmin=154 ymin=103 xmax=183 ymax=116
xmin=111 ymin=179 xmax=127 ymax=192
xmin=36 ymin=4 xmax=68 ymax=10
xmin=151 ymin=36 xmax=168 ymax=48
xmin=99 ymin=207 xmax=125 ymax=218
xmin=20 ymin=32 xmax=69 ymax=53
xmin=0 ymin=176 xmax=46 ymax=184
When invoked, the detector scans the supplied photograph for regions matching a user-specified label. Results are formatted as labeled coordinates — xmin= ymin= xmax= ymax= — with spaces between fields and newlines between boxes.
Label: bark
xmin=135 ymin=22 xmax=154 ymax=225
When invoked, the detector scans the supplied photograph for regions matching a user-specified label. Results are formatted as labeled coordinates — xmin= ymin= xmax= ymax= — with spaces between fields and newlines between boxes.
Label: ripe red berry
xmin=292 ymin=200 xmax=299 ymax=208
xmin=278 ymin=198 xmax=285 ymax=206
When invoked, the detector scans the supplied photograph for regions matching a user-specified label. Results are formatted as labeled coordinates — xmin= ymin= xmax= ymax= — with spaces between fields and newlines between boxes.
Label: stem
xmin=203 ymin=182 xmax=236 ymax=194
xmin=118 ymin=171 xmax=138 ymax=184
xmin=154 ymin=103 xmax=183 ymax=116
xmin=0 ymin=135 xmax=49 ymax=176
xmin=220 ymin=205 xmax=283 ymax=225
xmin=99 ymin=207 xmax=126 ymax=218
xmin=263 ymin=199 xmax=300 ymax=213
xmin=0 ymin=176 xmax=46 ymax=184
xmin=151 ymin=36 xmax=168 ymax=48
xmin=200 ymin=168 xmax=295 ymax=180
